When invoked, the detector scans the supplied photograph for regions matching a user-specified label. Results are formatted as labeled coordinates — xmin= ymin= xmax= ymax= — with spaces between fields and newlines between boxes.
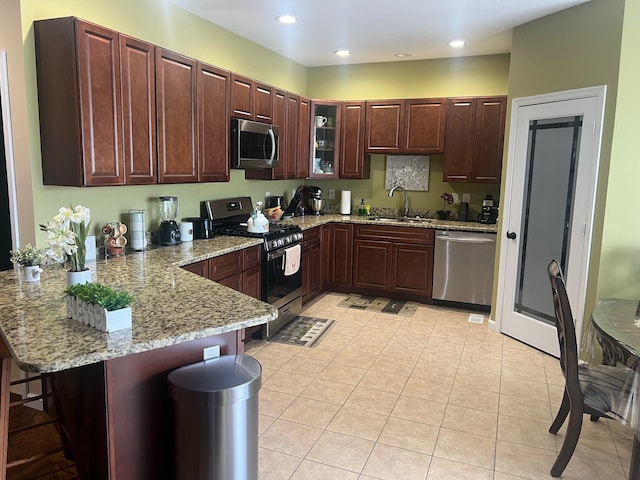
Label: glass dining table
xmin=582 ymin=298 xmax=640 ymax=479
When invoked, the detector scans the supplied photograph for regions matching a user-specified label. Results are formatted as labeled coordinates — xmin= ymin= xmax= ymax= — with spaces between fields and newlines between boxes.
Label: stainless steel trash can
xmin=168 ymin=354 xmax=262 ymax=480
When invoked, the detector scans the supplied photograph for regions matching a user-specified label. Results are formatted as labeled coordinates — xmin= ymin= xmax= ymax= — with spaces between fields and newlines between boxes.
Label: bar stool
xmin=0 ymin=337 xmax=77 ymax=479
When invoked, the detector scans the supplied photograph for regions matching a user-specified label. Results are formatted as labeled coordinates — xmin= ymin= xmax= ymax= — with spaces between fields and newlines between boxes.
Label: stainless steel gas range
xmin=200 ymin=197 xmax=303 ymax=338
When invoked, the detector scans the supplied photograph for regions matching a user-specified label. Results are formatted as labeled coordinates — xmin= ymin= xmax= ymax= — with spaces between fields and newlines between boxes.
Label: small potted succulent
xmin=10 ymin=244 xmax=47 ymax=282
xmin=64 ymin=282 xmax=134 ymax=332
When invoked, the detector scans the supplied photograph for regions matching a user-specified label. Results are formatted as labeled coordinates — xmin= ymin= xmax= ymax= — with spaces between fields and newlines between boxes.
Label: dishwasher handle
xmin=436 ymin=236 xmax=495 ymax=244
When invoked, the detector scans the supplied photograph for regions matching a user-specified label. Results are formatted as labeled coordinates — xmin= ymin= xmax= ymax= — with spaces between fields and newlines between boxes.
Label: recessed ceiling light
xmin=448 ymin=40 xmax=465 ymax=48
xmin=334 ymin=50 xmax=351 ymax=57
xmin=394 ymin=53 xmax=412 ymax=58
xmin=276 ymin=15 xmax=298 ymax=24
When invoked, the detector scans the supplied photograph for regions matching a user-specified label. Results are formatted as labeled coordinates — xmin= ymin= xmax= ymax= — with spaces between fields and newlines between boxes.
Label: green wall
xmin=599 ymin=0 xmax=640 ymax=299
xmin=306 ymin=54 xmax=509 ymax=216
xmin=20 ymin=0 xmax=308 ymax=238
xmin=16 ymin=0 xmax=510 ymax=242
xmin=501 ymin=0 xmax=626 ymax=317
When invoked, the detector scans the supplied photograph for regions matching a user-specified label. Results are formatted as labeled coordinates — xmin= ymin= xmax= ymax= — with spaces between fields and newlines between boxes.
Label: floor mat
xmin=337 ymin=294 xmax=419 ymax=317
xmin=269 ymin=316 xmax=335 ymax=347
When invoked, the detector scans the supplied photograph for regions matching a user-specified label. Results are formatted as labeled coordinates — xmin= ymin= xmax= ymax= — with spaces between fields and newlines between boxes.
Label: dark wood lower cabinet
xmin=351 ymin=225 xmax=434 ymax=302
xmin=322 ymin=224 xmax=353 ymax=291
xmin=302 ymin=227 xmax=322 ymax=304
xmin=55 ymin=331 xmax=239 ymax=480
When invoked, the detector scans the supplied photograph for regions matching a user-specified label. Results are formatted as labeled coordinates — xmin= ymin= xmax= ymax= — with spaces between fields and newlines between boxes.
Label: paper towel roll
xmin=340 ymin=191 xmax=352 ymax=215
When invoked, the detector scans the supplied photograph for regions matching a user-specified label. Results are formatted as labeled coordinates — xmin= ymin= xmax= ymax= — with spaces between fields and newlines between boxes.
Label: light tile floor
xmin=246 ymin=293 xmax=634 ymax=480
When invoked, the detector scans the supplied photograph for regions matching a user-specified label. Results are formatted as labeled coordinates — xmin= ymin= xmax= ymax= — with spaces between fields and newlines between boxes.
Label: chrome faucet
xmin=388 ymin=185 xmax=409 ymax=217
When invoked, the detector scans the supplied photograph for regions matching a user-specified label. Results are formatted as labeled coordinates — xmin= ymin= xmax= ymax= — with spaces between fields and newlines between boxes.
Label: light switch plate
xmin=203 ymin=345 xmax=220 ymax=360
xmin=329 ymin=189 xmax=336 ymax=200
xmin=462 ymin=193 xmax=471 ymax=203
xmin=451 ymin=193 xmax=459 ymax=204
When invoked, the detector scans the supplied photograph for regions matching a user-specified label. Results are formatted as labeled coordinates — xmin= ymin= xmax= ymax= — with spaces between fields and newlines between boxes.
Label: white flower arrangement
xmin=39 ymin=205 xmax=91 ymax=272
xmin=9 ymin=243 xmax=47 ymax=267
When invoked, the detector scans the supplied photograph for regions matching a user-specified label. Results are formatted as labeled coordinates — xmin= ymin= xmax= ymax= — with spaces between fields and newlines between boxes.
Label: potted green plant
xmin=65 ymin=282 xmax=134 ymax=332
xmin=10 ymin=244 xmax=47 ymax=282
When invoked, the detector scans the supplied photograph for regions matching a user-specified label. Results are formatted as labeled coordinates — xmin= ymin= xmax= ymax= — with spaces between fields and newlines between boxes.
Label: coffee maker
xmin=157 ymin=196 xmax=181 ymax=245
xmin=479 ymin=195 xmax=499 ymax=224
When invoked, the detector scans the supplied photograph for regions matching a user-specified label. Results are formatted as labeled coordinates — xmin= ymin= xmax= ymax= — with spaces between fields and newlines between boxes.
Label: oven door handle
xmin=267 ymin=249 xmax=286 ymax=262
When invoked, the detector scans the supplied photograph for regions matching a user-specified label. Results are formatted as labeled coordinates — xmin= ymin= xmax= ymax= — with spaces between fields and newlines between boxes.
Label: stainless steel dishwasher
xmin=433 ymin=230 xmax=497 ymax=307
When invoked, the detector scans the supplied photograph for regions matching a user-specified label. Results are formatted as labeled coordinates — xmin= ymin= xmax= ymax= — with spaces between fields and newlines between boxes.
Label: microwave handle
xmin=267 ymin=128 xmax=276 ymax=166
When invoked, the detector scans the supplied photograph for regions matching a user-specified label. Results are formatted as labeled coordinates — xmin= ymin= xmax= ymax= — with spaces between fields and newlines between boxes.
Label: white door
xmin=496 ymin=87 xmax=605 ymax=356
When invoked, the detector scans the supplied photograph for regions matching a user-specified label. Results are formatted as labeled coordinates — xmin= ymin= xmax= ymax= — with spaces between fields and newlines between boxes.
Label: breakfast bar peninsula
xmin=0 ymin=237 xmax=277 ymax=480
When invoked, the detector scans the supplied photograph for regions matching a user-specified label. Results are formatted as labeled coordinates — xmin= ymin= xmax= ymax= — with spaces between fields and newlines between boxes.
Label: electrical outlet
xmin=329 ymin=189 xmax=336 ymax=200
xmin=265 ymin=191 xmax=271 ymax=198
xmin=203 ymin=345 xmax=220 ymax=361
xmin=451 ymin=193 xmax=459 ymax=204
xmin=462 ymin=193 xmax=471 ymax=203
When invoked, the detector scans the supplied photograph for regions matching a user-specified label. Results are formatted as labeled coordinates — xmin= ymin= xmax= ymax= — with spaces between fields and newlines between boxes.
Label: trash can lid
xmin=168 ymin=354 xmax=262 ymax=405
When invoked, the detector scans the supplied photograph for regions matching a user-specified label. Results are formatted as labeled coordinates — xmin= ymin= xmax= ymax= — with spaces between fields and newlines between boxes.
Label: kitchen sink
xmin=369 ymin=216 xmax=432 ymax=224
xmin=369 ymin=217 xmax=403 ymax=223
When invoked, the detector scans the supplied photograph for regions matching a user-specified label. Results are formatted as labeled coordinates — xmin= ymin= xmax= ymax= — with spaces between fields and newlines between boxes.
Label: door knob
xmin=506 ymin=231 xmax=517 ymax=240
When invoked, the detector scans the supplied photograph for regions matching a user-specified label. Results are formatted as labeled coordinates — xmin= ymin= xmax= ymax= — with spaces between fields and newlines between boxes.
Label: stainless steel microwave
xmin=231 ymin=118 xmax=279 ymax=169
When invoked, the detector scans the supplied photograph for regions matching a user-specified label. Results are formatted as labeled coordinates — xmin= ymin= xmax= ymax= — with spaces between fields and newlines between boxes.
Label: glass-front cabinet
xmin=309 ymin=100 xmax=340 ymax=179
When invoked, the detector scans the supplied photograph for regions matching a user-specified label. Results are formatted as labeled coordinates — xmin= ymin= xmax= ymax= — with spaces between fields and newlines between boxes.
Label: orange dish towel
xmin=283 ymin=244 xmax=301 ymax=276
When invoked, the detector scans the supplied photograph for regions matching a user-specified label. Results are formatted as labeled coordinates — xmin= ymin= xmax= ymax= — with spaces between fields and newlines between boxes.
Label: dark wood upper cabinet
xmin=404 ymin=98 xmax=447 ymax=153
xmin=365 ymin=100 xmax=404 ymax=153
xmin=254 ymin=83 xmax=274 ymax=123
xmin=285 ymin=94 xmax=299 ymax=179
xmin=366 ymin=98 xmax=446 ymax=155
xmin=198 ymin=63 xmax=230 ymax=182
xmin=443 ymin=96 xmax=506 ymax=183
xmin=340 ymin=101 xmax=369 ymax=179
xmin=309 ymin=100 xmax=341 ymax=179
xmin=472 ymin=96 xmax=507 ymax=183
xmin=35 ymin=17 xmax=125 ymax=186
xmin=230 ymin=74 xmax=253 ymax=120
xmin=297 ymin=97 xmax=310 ymax=179
xmin=156 ymin=48 xmax=198 ymax=184
xmin=120 ymin=35 xmax=156 ymax=185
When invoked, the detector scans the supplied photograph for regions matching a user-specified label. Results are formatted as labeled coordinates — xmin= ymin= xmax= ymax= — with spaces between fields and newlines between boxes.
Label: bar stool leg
xmin=0 ymin=355 xmax=12 ymax=480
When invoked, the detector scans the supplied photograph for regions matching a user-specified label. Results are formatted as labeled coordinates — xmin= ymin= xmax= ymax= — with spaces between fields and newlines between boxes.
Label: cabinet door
xmin=365 ymin=100 xmax=404 ymax=153
xmin=230 ymin=74 xmax=253 ymax=120
xmin=254 ymin=83 xmax=273 ymax=123
xmin=286 ymin=94 xmax=300 ymax=179
xmin=297 ymin=97 xmax=310 ymax=179
xmin=391 ymin=244 xmax=433 ymax=297
xmin=243 ymin=245 xmax=263 ymax=270
xmin=472 ymin=96 xmax=507 ymax=183
xmin=340 ymin=101 xmax=369 ymax=179
xmin=242 ymin=266 xmax=262 ymax=300
xmin=156 ymin=48 xmax=198 ymax=183
xmin=77 ymin=20 xmax=125 ymax=186
xmin=218 ymin=273 xmax=243 ymax=292
xmin=325 ymin=224 xmax=353 ymax=288
xmin=353 ymin=240 xmax=391 ymax=289
xmin=404 ymin=98 xmax=446 ymax=153
xmin=120 ymin=35 xmax=156 ymax=185
xmin=198 ymin=62 xmax=230 ymax=182
xmin=209 ymin=251 xmax=243 ymax=281
xmin=309 ymin=100 xmax=340 ymax=179
xmin=181 ymin=260 xmax=209 ymax=278
xmin=443 ymin=98 xmax=476 ymax=182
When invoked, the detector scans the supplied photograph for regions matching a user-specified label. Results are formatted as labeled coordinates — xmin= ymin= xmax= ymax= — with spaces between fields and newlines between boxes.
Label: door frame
xmin=494 ymin=86 xmax=606 ymax=353
xmin=1 ymin=51 xmax=20 ymax=251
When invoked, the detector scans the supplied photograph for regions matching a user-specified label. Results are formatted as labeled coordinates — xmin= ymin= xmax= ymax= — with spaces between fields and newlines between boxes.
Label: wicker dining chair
xmin=547 ymin=259 xmax=637 ymax=477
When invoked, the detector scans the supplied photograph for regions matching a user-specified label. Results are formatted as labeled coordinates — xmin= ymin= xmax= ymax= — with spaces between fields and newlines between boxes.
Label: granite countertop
xmin=0 ymin=215 xmax=494 ymax=373
xmin=278 ymin=213 xmax=499 ymax=233
xmin=0 ymin=236 xmax=276 ymax=373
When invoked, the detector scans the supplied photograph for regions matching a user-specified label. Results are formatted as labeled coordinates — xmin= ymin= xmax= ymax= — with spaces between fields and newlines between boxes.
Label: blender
xmin=157 ymin=196 xmax=181 ymax=245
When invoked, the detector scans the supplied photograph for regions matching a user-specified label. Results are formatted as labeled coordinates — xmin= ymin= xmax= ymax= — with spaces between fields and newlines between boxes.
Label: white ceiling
xmin=168 ymin=0 xmax=591 ymax=67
